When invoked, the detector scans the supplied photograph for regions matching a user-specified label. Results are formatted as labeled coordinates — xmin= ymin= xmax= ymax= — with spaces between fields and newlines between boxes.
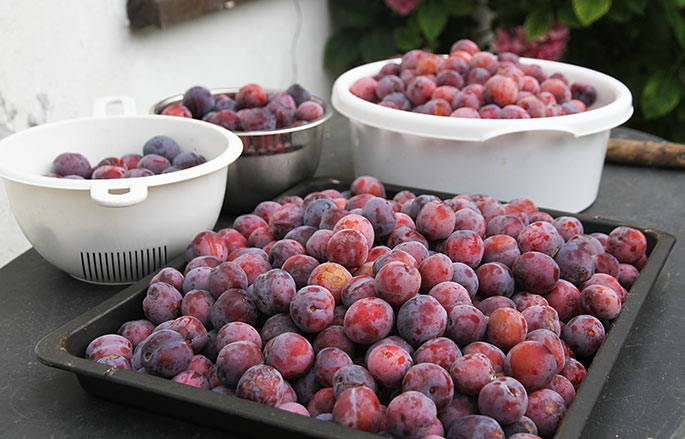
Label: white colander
xmin=0 ymin=97 xmax=242 ymax=284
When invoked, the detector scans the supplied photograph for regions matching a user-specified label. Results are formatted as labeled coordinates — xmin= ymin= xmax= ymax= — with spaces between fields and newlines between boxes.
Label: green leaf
xmin=329 ymin=0 xmax=374 ymax=27
xmin=662 ymin=0 xmax=685 ymax=47
xmin=608 ymin=0 xmax=631 ymax=22
xmin=572 ymin=0 xmax=612 ymax=25
xmin=677 ymin=101 xmax=685 ymax=120
xmin=418 ymin=0 xmax=449 ymax=41
xmin=558 ymin=1 xmax=583 ymax=27
xmin=626 ymin=0 xmax=648 ymax=14
xmin=393 ymin=25 xmax=424 ymax=51
xmin=524 ymin=8 xmax=553 ymax=40
xmin=324 ymin=29 xmax=361 ymax=71
xmin=425 ymin=36 xmax=440 ymax=53
xmin=442 ymin=0 xmax=473 ymax=16
xmin=641 ymin=70 xmax=682 ymax=119
xmin=642 ymin=4 xmax=678 ymax=62
xmin=360 ymin=28 xmax=396 ymax=63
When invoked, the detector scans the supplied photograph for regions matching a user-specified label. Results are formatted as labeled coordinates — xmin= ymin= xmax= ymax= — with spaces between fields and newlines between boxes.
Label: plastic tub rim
xmin=332 ymin=57 xmax=634 ymax=142
xmin=0 ymin=114 xmax=244 ymax=191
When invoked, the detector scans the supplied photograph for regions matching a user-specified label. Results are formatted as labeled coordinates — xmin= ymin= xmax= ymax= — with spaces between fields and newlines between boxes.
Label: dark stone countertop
xmin=1 ymin=113 xmax=683 ymax=439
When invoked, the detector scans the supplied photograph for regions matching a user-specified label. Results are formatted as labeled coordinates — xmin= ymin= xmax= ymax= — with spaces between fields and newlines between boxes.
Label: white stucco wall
xmin=0 ymin=0 xmax=333 ymax=267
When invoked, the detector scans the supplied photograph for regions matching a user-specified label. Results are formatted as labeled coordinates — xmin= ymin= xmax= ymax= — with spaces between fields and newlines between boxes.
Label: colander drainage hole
xmin=79 ymin=246 xmax=168 ymax=282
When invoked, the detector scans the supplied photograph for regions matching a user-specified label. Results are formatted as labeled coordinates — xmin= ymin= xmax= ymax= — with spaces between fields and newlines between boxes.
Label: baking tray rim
xmin=35 ymin=176 xmax=677 ymax=439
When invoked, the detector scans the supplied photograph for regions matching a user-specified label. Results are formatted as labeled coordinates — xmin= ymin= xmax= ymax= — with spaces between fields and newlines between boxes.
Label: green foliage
xmin=325 ymin=0 xmax=478 ymax=76
xmin=642 ymin=70 xmax=681 ymax=119
xmin=360 ymin=28 xmax=396 ymax=62
xmin=662 ymin=0 xmax=685 ymax=47
xmin=558 ymin=2 xmax=583 ymax=27
xmin=418 ymin=0 xmax=449 ymax=43
xmin=325 ymin=0 xmax=685 ymax=140
xmin=323 ymin=30 xmax=361 ymax=72
xmin=393 ymin=19 xmax=424 ymax=52
xmin=490 ymin=0 xmax=685 ymax=141
xmin=626 ymin=0 xmax=648 ymax=14
xmin=444 ymin=0 xmax=473 ymax=16
xmin=524 ymin=8 xmax=553 ymax=40
xmin=572 ymin=0 xmax=612 ymax=26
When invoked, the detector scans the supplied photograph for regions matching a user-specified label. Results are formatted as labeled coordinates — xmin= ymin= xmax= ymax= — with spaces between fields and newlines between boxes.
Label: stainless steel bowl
xmin=151 ymin=88 xmax=332 ymax=214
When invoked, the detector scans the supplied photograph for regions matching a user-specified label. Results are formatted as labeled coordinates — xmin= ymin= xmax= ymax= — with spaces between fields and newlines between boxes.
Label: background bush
xmin=325 ymin=0 xmax=685 ymax=142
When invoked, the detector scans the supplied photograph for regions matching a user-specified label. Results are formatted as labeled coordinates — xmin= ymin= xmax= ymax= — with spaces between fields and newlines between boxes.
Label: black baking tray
xmin=35 ymin=176 xmax=675 ymax=439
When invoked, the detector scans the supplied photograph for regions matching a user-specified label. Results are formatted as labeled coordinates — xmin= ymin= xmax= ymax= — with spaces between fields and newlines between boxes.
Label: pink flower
xmin=385 ymin=0 xmax=420 ymax=15
xmin=492 ymin=22 xmax=570 ymax=61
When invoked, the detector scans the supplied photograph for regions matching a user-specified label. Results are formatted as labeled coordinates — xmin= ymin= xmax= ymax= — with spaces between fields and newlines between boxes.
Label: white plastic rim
xmin=332 ymin=57 xmax=634 ymax=142
xmin=0 ymin=114 xmax=243 ymax=202
xmin=331 ymin=57 xmax=635 ymax=212
xmin=0 ymin=99 xmax=244 ymax=283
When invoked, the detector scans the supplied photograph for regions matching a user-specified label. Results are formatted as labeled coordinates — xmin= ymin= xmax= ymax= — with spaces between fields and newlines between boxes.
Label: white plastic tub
xmin=0 ymin=97 xmax=242 ymax=284
xmin=332 ymin=58 xmax=633 ymax=212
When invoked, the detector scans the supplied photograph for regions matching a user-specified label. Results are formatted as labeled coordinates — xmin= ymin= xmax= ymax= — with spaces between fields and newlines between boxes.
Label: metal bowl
xmin=151 ymin=88 xmax=332 ymax=214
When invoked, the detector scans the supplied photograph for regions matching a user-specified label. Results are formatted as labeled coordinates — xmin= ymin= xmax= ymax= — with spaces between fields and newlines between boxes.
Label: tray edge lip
xmin=33 ymin=175 xmax=677 ymax=439
xmin=34 ymin=255 xmax=186 ymax=370
xmin=33 ymin=253 xmax=383 ymax=439
xmin=278 ymin=176 xmax=679 ymax=439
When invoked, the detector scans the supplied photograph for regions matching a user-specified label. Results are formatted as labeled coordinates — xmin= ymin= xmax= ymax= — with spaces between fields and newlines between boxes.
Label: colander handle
xmin=90 ymin=181 xmax=148 ymax=207
xmin=92 ymin=96 xmax=137 ymax=117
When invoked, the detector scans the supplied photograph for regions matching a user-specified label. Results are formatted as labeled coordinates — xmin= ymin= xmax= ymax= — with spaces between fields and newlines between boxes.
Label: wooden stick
xmin=606 ymin=138 xmax=685 ymax=168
